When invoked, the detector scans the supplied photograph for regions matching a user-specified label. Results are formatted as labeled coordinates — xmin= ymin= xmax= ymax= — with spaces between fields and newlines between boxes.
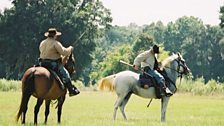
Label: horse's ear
xmin=176 ymin=52 xmax=183 ymax=60
xmin=170 ymin=52 xmax=175 ymax=56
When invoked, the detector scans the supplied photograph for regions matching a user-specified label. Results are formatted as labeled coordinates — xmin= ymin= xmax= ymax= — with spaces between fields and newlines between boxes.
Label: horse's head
xmin=162 ymin=52 xmax=190 ymax=76
xmin=162 ymin=52 xmax=190 ymax=93
xmin=174 ymin=52 xmax=191 ymax=76
xmin=63 ymin=52 xmax=76 ymax=75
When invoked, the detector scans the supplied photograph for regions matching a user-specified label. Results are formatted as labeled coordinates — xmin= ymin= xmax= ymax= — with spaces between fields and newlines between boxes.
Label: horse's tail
xmin=98 ymin=75 xmax=116 ymax=91
xmin=16 ymin=69 xmax=36 ymax=122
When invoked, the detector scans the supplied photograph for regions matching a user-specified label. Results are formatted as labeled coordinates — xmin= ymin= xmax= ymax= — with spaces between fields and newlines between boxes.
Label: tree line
xmin=0 ymin=1 xmax=224 ymax=85
xmin=90 ymin=17 xmax=224 ymax=84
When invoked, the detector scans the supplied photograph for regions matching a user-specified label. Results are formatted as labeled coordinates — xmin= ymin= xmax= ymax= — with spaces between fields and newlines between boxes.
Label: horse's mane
xmin=161 ymin=54 xmax=178 ymax=68
xmin=62 ymin=53 xmax=73 ymax=65
xmin=62 ymin=55 xmax=69 ymax=64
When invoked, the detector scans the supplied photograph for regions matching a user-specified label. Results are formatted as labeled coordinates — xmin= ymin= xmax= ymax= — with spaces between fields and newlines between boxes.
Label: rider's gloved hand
xmin=69 ymin=46 xmax=74 ymax=51
xmin=133 ymin=65 xmax=139 ymax=71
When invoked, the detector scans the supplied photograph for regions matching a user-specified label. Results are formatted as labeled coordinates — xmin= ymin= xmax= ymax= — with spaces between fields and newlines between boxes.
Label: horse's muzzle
xmin=184 ymin=67 xmax=191 ymax=75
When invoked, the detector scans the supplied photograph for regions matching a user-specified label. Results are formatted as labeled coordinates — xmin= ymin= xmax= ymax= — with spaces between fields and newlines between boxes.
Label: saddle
xmin=48 ymin=69 xmax=65 ymax=90
xmin=34 ymin=63 xmax=65 ymax=90
xmin=138 ymin=70 xmax=170 ymax=99
xmin=139 ymin=75 xmax=156 ymax=88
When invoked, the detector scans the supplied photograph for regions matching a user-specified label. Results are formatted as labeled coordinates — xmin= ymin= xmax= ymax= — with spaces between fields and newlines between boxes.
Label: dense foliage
xmin=0 ymin=2 xmax=224 ymax=86
xmin=0 ymin=0 xmax=112 ymax=80
xmin=92 ymin=16 xmax=224 ymax=83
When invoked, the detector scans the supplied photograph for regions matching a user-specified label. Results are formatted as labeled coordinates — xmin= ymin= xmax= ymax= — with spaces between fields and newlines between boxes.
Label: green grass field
xmin=0 ymin=91 xmax=224 ymax=126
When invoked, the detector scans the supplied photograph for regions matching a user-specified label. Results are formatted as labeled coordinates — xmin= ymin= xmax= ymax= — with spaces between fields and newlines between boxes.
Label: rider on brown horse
xmin=39 ymin=28 xmax=80 ymax=96
xmin=133 ymin=44 xmax=173 ymax=96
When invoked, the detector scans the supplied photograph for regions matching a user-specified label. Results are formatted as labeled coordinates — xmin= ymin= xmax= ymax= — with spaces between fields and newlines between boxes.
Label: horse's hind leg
xmin=113 ymin=92 xmax=130 ymax=120
xmin=44 ymin=100 xmax=51 ymax=124
xmin=161 ymin=97 xmax=170 ymax=122
xmin=21 ymin=94 xmax=32 ymax=124
xmin=34 ymin=98 xmax=44 ymax=125
xmin=113 ymin=97 xmax=121 ymax=120
xmin=119 ymin=92 xmax=132 ymax=120
xmin=57 ymin=96 xmax=65 ymax=124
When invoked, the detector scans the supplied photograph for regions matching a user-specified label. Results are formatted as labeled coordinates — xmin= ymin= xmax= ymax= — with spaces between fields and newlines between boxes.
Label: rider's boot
xmin=159 ymin=82 xmax=173 ymax=96
xmin=65 ymin=81 xmax=80 ymax=97
xmin=164 ymin=87 xmax=173 ymax=96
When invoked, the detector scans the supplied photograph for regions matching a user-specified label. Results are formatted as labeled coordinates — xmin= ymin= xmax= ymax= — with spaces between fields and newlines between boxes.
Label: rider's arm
xmin=133 ymin=50 xmax=150 ymax=67
xmin=54 ymin=41 xmax=72 ymax=56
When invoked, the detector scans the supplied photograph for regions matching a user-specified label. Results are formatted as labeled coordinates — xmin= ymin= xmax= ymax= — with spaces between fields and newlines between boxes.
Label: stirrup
xmin=165 ymin=93 xmax=173 ymax=97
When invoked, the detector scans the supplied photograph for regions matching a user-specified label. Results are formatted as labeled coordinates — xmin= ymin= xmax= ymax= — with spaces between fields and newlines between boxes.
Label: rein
xmin=163 ymin=59 xmax=186 ymax=84
xmin=164 ymin=65 xmax=183 ymax=85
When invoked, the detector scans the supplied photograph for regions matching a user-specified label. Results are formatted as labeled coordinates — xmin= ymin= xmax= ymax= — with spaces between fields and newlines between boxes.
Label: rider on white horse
xmin=133 ymin=44 xmax=173 ymax=96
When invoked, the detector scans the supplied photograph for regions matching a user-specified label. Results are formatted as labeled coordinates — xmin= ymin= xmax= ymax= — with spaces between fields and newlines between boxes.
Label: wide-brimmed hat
xmin=152 ymin=44 xmax=160 ymax=54
xmin=44 ymin=28 xmax=62 ymax=37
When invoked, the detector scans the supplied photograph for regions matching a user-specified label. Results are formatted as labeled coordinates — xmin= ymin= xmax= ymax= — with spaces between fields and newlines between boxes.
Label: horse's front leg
xmin=161 ymin=96 xmax=170 ymax=122
xmin=57 ymin=96 xmax=65 ymax=123
xmin=34 ymin=98 xmax=44 ymax=125
xmin=44 ymin=100 xmax=51 ymax=124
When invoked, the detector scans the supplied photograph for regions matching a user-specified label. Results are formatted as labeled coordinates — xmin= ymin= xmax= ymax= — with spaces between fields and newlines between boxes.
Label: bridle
xmin=174 ymin=58 xmax=189 ymax=78
xmin=64 ymin=53 xmax=76 ymax=75
xmin=147 ymin=55 xmax=190 ymax=107
xmin=163 ymin=56 xmax=190 ymax=89
xmin=164 ymin=57 xmax=189 ymax=77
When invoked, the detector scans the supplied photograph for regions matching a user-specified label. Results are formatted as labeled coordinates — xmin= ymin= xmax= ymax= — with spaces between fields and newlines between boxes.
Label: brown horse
xmin=16 ymin=53 xmax=76 ymax=125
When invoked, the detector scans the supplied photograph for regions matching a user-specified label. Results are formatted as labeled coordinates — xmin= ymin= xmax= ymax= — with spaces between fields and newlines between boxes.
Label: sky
xmin=101 ymin=0 xmax=224 ymax=26
xmin=0 ymin=0 xmax=13 ymax=11
xmin=0 ymin=0 xmax=223 ymax=26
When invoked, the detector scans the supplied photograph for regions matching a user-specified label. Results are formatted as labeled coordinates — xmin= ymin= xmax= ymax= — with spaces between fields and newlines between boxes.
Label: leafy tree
xmin=163 ymin=16 xmax=204 ymax=52
xmin=220 ymin=38 xmax=224 ymax=59
xmin=131 ymin=33 xmax=154 ymax=54
xmin=219 ymin=5 xmax=224 ymax=28
xmin=89 ymin=25 xmax=141 ymax=82
xmin=105 ymin=25 xmax=141 ymax=44
xmin=205 ymin=26 xmax=224 ymax=82
xmin=142 ymin=21 xmax=165 ymax=44
xmin=0 ymin=0 xmax=112 ymax=80
xmin=182 ymin=25 xmax=224 ymax=82
xmin=98 ymin=44 xmax=133 ymax=77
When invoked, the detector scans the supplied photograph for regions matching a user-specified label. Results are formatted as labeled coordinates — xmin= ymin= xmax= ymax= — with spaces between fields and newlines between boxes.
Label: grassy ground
xmin=0 ymin=91 xmax=224 ymax=126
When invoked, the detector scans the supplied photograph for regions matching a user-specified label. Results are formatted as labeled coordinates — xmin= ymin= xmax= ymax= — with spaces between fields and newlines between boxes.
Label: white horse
xmin=98 ymin=53 xmax=190 ymax=122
